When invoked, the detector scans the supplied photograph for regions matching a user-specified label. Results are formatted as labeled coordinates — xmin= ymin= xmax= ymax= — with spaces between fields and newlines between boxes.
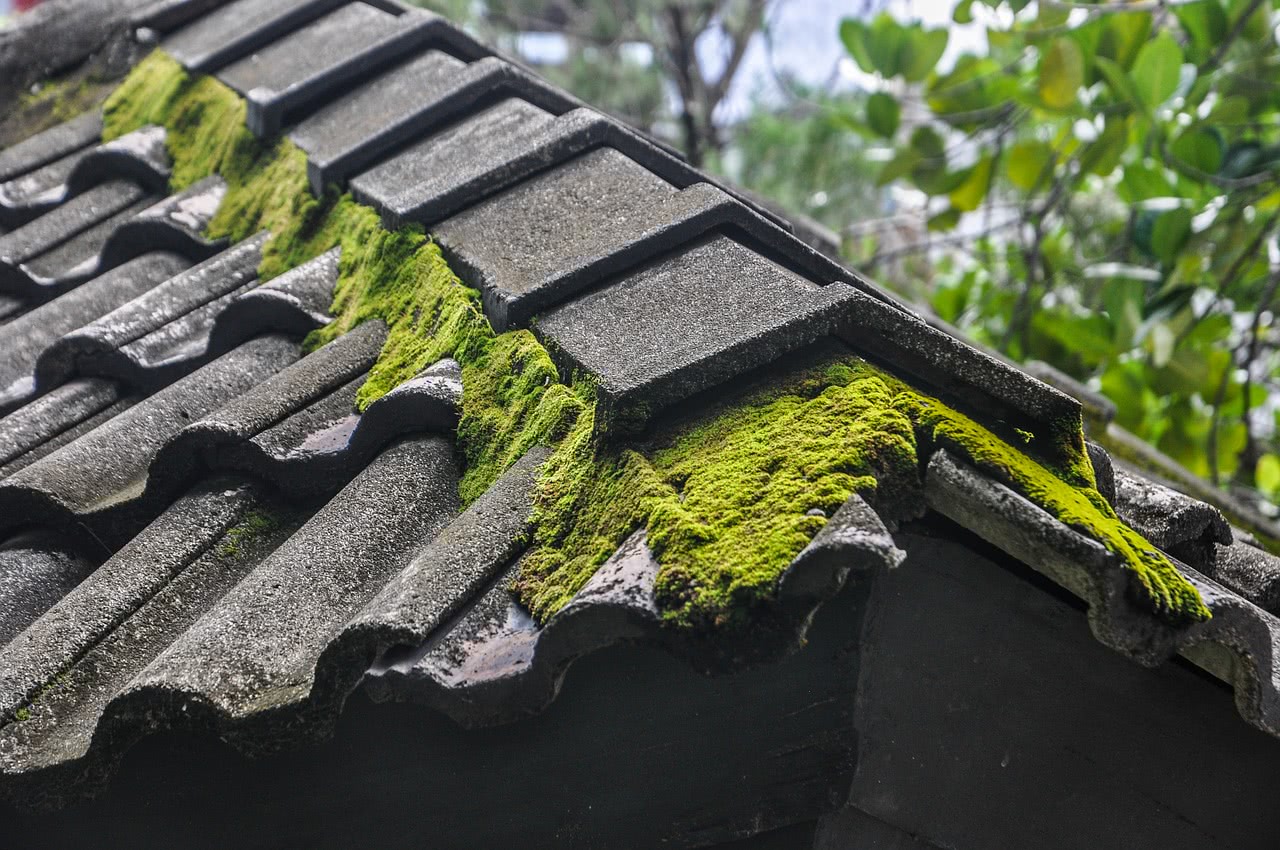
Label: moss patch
xmin=304 ymin=207 xmax=591 ymax=503
xmin=102 ymin=51 xmax=325 ymax=280
xmin=217 ymin=508 xmax=283 ymax=559
xmin=96 ymin=51 xmax=1210 ymax=632
xmin=518 ymin=355 xmax=1208 ymax=629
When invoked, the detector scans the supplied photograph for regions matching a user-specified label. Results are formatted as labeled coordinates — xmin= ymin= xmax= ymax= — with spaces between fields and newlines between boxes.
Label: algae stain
xmin=216 ymin=508 xmax=282 ymax=560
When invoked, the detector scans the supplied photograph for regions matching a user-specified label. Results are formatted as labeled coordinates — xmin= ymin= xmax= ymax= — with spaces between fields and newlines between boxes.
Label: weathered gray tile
xmin=292 ymin=52 xmax=579 ymax=193
xmin=219 ymin=3 xmax=404 ymax=136
xmin=0 ymin=150 xmax=89 ymax=227
xmin=350 ymin=97 xmax=557 ymax=225
xmin=206 ymin=246 xmax=337 ymax=351
xmin=436 ymin=148 xmax=857 ymax=331
xmin=0 ymin=252 xmax=190 ymax=416
xmin=16 ymin=199 xmax=156 ymax=296
xmin=0 ymin=478 xmax=282 ymax=767
xmin=226 ymin=6 xmax=473 ymax=138
xmin=355 ymin=104 xmax=786 ymax=230
xmin=163 ymin=0 xmax=347 ymax=72
xmin=1114 ymin=469 xmax=1231 ymax=571
xmin=348 ymin=446 xmax=548 ymax=650
xmin=132 ymin=0 xmax=234 ymax=33
xmin=0 ymin=531 xmax=100 ymax=646
xmin=0 ymin=379 xmax=128 ymax=479
xmin=34 ymin=233 xmax=264 ymax=390
xmin=129 ymin=435 xmax=460 ymax=739
xmin=0 ymin=181 xmax=150 ymax=277
xmin=0 ymin=113 xmax=101 ymax=184
xmin=435 ymin=147 xmax=673 ymax=328
xmin=1212 ymin=532 xmax=1280 ymax=614
xmin=161 ymin=320 xmax=459 ymax=495
xmin=536 ymin=235 xmax=860 ymax=433
xmin=0 ymin=127 xmax=170 ymax=230
xmin=0 ymin=334 xmax=301 ymax=546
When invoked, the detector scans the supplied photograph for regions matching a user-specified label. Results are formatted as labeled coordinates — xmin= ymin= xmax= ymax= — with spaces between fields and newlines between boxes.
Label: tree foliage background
xmin=413 ymin=0 xmax=1280 ymax=515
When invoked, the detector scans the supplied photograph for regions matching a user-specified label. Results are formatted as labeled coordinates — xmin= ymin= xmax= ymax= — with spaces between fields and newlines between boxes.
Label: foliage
xmin=842 ymin=0 xmax=1280 ymax=510
xmin=711 ymin=85 xmax=882 ymax=234
xmin=410 ymin=0 xmax=766 ymax=165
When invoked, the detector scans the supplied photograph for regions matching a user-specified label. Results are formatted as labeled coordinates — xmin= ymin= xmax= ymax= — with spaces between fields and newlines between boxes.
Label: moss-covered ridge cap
xmin=100 ymin=50 xmax=1209 ymax=632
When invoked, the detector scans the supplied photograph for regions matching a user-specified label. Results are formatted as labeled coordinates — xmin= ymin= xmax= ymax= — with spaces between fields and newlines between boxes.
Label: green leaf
xmin=1151 ymin=207 xmax=1192 ymax=263
xmin=1007 ymin=140 xmax=1053 ymax=190
xmin=1094 ymin=56 xmax=1143 ymax=109
xmin=876 ymin=150 xmax=919 ymax=185
xmin=1208 ymin=95 xmax=1250 ymax=124
xmin=1131 ymin=31 xmax=1184 ymax=108
xmin=1039 ymin=38 xmax=1084 ymax=109
xmin=1097 ymin=11 xmax=1152 ymax=70
xmin=910 ymin=125 xmax=945 ymax=158
xmin=1170 ymin=125 xmax=1225 ymax=174
xmin=1080 ymin=116 xmax=1128 ymax=177
xmin=866 ymin=92 xmax=900 ymax=138
xmin=1258 ymin=454 xmax=1280 ymax=495
xmin=1221 ymin=141 xmax=1265 ymax=178
xmin=928 ymin=207 xmax=962 ymax=231
xmin=838 ymin=18 xmax=874 ymax=73
xmin=1175 ymin=1 xmax=1228 ymax=60
xmin=902 ymin=28 xmax=949 ymax=82
xmin=1120 ymin=162 xmax=1174 ymax=201
xmin=953 ymin=0 xmax=974 ymax=24
xmin=950 ymin=154 xmax=995 ymax=212
xmin=866 ymin=14 xmax=909 ymax=77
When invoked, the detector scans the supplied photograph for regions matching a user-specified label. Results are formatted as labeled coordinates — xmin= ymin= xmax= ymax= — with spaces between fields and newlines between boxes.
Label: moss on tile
xmin=898 ymin=391 xmax=1211 ymax=625
xmin=96 ymin=52 xmax=1210 ymax=633
xmin=517 ymin=355 xmax=1210 ymax=629
xmin=216 ymin=508 xmax=283 ymax=560
xmin=103 ymin=51 xmax=588 ymax=506
xmin=101 ymin=50 xmax=327 ymax=280
xmin=303 ymin=206 xmax=591 ymax=503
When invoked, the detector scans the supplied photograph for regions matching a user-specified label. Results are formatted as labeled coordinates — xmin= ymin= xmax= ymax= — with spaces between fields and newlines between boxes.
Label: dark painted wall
xmin=829 ymin=526 xmax=1280 ymax=850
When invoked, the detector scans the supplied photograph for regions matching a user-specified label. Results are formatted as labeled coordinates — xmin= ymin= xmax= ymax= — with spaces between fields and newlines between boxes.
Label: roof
xmin=2 ymin=0 xmax=1280 ymax=814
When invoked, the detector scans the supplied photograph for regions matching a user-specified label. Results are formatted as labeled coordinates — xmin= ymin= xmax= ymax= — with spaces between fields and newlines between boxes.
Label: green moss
xmin=517 ymin=355 xmax=1210 ymax=629
xmin=13 ymin=707 xmax=30 ymax=723
xmin=304 ymin=209 xmax=591 ymax=502
xmin=96 ymin=51 xmax=1209 ymax=633
xmin=898 ymin=391 xmax=1210 ymax=625
xmin=101 ymin=51 xmax=329 ymax=281
xmin=217 ymin=509 xmax=282 ymax=559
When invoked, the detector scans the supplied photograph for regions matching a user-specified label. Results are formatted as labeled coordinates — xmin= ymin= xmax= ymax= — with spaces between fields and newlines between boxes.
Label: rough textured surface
xmin=217 ymin=3 xmax=428 ymax=137
xmin=292 ymin=52 xmax=571 ymax=193
xmin=0 ymin=252 xmax=190 ymax=414
xmin=536 ymin=235 xmax=860 ymax=432
xmin=0 ymin=532 xmax=100 ymax=646
xmin=350 ymin=97 xmax=558 ymax=223
xmin=0 ymin=335 xmax=300 ymax=547
xmin=1115 ymin=469 xmax=1232 ymax=572
xmin=0 ymin=113 xmax=102 ymax=184
xmin=163 ymin=0 xmax=347 ymax=73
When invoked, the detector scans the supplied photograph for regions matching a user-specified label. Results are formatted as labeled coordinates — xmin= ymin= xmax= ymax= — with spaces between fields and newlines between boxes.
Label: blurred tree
xmin=838 ymin=0 xmax=1280 ymax=510
xmin=412 ymin=0 xmax=768 ymax=166
xmin=710 ymin=83 xmax=882 ymax=237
